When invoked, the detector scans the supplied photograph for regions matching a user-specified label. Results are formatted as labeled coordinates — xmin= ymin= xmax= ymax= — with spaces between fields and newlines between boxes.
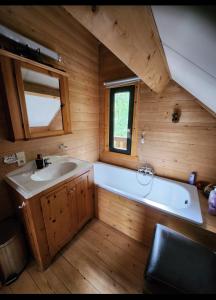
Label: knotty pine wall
xmin=0 ymin=6 xmax=100 ymax=221
xmin=99 ymin=46 xmax=216 ymax=184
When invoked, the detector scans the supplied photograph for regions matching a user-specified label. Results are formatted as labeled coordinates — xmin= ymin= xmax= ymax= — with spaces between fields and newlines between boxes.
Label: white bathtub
xmin=94 ymin=162 xmax=203 ymax=224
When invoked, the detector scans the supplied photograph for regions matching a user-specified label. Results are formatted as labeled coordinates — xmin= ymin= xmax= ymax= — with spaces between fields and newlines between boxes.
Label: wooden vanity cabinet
xmin=9 ymin=168 xmax=94 ymax=270
xmin=40 ymin=185 xmax=77 ymax=258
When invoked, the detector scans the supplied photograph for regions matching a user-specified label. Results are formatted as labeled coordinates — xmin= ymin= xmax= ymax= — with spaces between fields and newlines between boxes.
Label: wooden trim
xmin=25 ymin=198 xmax=51 ymax=270
xmin=24 ymin=82 xmax=60 ymax=98
xmin=14 ymin=60 xmax=31 ymax=139
xmin=30 ymin=129 xmax=65 ymax=139
xmin=131 ymin=83 xmax=139 ymax=157
xmin=0 ymin=55 xmax=24 ymax=140
xmin=104 ymin=88 xmax=110 ymax=152
xmin=60 ymin=75 xmax=72 ymax=133
xmin=101 ymin=151 xmax=138 ymax=162
xmin=20 ymin=61 xmax=63 ymax=79
xmin=30 ymin=126 xmax=49 ymax=134
xmin=7 ymin=186 xmax=51 ymax=271
xmin=0 ymin=48 xmax=68 ymax=76
xmin=25 ymin=90 xmax=60 ymax=100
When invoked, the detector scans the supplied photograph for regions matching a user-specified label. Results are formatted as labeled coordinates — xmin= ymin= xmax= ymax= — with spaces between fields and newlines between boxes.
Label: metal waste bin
xmin=0 ymin=217 xmax=28 ymax=285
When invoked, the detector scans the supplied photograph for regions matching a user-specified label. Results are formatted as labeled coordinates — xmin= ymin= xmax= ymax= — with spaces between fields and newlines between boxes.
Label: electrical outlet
xmin=16 ymin=151 xmax=26 ymax=166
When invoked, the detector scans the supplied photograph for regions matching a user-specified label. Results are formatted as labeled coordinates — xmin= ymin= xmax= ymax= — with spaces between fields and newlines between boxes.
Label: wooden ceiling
xmin=63 ymin=5 xmax=170 ymax=93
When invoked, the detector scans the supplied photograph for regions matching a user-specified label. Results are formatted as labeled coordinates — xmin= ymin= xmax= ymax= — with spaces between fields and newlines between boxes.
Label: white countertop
xmin=5 ymin=155 xmax=92 ymax=199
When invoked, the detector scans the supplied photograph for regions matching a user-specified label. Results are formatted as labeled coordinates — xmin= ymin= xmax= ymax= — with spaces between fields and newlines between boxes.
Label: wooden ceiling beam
xmin=63 ymin=5 xmax=170 ymax=93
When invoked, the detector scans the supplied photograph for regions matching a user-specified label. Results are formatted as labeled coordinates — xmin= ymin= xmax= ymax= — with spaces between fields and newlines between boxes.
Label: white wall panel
xmin=164 ymin=45 xmax=216 ymax=113
xmin=152 ymin=6 xmax=216 ymax=78
xmin=152 ymin=5 xmax=216 ymax=113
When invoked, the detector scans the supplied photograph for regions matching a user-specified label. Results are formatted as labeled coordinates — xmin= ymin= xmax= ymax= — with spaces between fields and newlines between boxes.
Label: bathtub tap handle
xmin=136 ymin=164 xmax=155 ymax=186
xmin=138 ymin=165 xmax=155 ymax=176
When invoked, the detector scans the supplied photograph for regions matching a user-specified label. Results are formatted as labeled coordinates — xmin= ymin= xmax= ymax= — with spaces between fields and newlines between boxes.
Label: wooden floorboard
xmin=27 ymin=260 xmax=70 ymax=294
xmin=0 ymin=219 xmax=149 ymax=294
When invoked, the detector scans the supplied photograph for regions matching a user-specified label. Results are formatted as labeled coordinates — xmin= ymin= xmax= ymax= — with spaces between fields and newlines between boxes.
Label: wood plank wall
xmin=99 ymin=45 xmax=216 ymax=184
xmin=63 ymin=5 xmax=170 ymax=93
xmin=0 ymin=6 xmax=100 ymax=221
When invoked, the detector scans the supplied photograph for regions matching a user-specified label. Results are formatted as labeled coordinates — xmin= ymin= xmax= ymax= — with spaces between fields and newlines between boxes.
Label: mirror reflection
xmin=21 ymin=67 xmax=63 ymax=134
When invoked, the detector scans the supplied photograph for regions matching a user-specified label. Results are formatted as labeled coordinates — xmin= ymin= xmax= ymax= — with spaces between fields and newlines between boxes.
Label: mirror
xmin=14 ymin=61 xmax=71 ymax=139
xmin=22 ymin=67 xmax=63 ymax=134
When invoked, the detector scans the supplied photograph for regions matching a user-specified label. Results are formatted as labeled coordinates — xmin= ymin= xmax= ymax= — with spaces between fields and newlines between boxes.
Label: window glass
xmin=109 ymin=85 xmax=135 ymax=154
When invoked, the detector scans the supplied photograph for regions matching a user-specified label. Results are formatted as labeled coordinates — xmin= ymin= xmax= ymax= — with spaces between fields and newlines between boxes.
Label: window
xmin=109 ymin=85 xmax=135 ymax=155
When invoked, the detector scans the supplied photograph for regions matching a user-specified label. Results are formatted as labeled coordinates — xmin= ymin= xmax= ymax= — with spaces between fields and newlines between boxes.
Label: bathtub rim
xmin=93 ymin=161 xmax=203 ymax=225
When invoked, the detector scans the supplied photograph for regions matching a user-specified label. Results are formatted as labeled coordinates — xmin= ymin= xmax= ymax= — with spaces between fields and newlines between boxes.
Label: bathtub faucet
xmin=136 ymin=164 xmax=155 ymax=186
xmin=138 ymin=165 xmax=155 ymax=176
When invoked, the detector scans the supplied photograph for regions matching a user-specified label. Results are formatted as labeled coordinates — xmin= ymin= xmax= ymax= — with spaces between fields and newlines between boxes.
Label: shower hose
xmin=136 ymin=166 xmax=154 ymax=198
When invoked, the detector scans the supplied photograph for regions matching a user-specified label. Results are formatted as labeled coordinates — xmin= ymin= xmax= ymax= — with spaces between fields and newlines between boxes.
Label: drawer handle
xmin=18 ymin=201 xmax=26 ymax=209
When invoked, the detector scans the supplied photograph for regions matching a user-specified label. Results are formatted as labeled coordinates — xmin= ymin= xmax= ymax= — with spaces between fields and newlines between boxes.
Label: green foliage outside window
xmin=114 ymin=92 xmax=129 ymax=138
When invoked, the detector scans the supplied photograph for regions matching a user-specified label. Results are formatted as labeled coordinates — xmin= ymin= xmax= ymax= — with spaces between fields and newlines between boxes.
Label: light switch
xmin=16 ymin=151 xmax=26 ymax=167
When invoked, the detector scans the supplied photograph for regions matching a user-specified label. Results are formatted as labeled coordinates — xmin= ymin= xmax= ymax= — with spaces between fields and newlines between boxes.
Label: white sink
xmin=5 ymin=155 xmax=91 ymax=199
xmin=31 ymin=162 xmax=77 ymax=181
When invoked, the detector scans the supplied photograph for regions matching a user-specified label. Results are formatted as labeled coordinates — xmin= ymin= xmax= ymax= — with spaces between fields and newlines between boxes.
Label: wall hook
xmin=172 ymin=105 xmax=181 ymax=123
xmin=141 ymin=131 xmax=145 ymax=144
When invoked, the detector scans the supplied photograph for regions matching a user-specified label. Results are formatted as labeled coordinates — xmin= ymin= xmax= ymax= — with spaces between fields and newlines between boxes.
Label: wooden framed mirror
xmin=14 ymin=61 xmax=71 ymax=139
xmin=0 ymin=49 xmax=71 ymax=141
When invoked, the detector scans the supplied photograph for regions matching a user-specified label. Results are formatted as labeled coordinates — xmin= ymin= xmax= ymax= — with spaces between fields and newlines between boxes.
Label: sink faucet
xmin=58 ymin=143 xmax=68 ymax=152
xmin=44 ymin=158 xmax=52 ymax=167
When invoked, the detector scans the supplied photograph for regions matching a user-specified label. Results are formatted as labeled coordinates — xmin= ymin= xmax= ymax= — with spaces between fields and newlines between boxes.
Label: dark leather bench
xmin=144 ymin=224 xmax=216 ymax=294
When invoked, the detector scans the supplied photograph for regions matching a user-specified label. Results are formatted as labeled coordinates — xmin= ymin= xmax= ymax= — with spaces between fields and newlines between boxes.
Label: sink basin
xmin=31 ymin=162 xmax=77 ymax=181
xmin=5 ymin=155 xmax=92 ymax=199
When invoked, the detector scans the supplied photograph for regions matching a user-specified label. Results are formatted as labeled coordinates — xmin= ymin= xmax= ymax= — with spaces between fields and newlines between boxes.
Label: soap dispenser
xmin=35 ymin=154 xmax=44 ymax=169
xmin=188 ymin=171 xmax=197 ymax=185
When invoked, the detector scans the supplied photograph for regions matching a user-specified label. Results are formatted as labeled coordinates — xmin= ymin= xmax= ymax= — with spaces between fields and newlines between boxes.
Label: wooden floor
xmin=0 ymin=219 xmax=150 ymax=294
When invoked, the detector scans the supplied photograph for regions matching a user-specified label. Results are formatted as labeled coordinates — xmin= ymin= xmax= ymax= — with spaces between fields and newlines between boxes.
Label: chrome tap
xmin=138 ymin=164 xmax=155 ymax=176
xmin=44 ymin=158 xmax=52 ymax=167
xmin=58 ymin=143 xmax=68 ymax=151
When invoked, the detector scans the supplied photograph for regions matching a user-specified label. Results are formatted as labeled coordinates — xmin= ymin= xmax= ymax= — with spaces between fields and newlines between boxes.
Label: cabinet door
xmin=40 ymin=185 xmax=75 ymax=257
xmin=75 ymin=172 xmax=94 ymax=229
xmin=66 ymin=181 xmax=78 ymax=234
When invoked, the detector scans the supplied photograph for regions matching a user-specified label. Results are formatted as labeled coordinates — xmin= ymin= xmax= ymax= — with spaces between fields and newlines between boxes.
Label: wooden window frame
xmin=103 ymin=82 xmax=139 ymax=160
